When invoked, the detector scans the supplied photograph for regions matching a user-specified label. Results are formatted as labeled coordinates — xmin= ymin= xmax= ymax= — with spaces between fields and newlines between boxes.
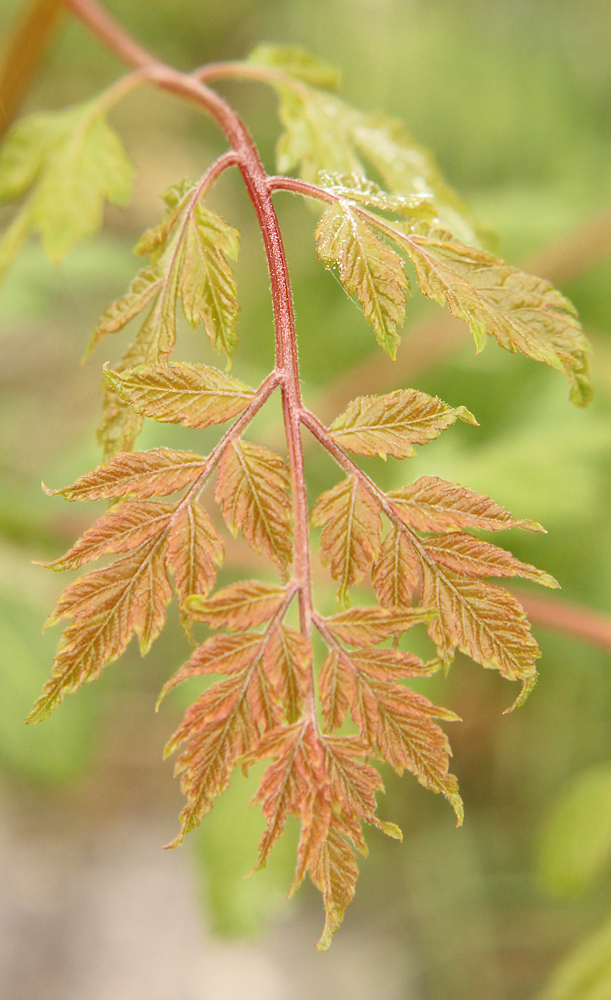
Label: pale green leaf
xmin=329 ymin=389 xmax=477 ymax=459
xmin=316 ymin=202 xmax=409 ymax=358
xmin=381 ymin=221 xmax=592 ymax=405
xmin=247 ymin=44 xmax=341 ymax=90
xmin=31 ymin=113 xmax=133 ymax=261
xmin=274 ymin=88 xmax=361 ymax=182
xmin=0 ymin=102 xmax=133 ymax=281
xmin=538 ymin=764 xmax=611 ymax=898
xmin=105 ymin=361 xmax=254 ymax=429
xmin=179 ymin=203 xmax=240 ymax=360
xmin=350 ymin=114 xmax=484 ymax=245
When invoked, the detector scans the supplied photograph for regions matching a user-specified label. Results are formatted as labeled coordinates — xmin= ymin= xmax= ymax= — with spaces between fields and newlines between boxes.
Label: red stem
xmin=62 ymin=0 xmax=317 ymax=721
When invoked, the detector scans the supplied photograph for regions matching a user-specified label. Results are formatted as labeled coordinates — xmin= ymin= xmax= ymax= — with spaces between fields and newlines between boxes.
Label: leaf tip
xmin=503 ymin=674 xmax=537 ymax=714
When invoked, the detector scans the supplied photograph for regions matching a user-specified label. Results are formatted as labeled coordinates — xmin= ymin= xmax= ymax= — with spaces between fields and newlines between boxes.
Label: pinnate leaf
xmin=316 ymin=203 xmax=409 ymax=358
xmin=215 ymin=440 xmax=293 ymax=573
xmin=44 ymin=448 xmax=207 ymax=502
xmin=105 ymin=362 xmax=255 ymax=429
xmin=185 ymin=581 xmax=288 ymax=632
xmin=311 ymin=477 xmax=382 ymax=605
xmin=388 ymin=476 xmax=544 ymax=534
xmin=329 ymin=389 xmax=476 ymax=459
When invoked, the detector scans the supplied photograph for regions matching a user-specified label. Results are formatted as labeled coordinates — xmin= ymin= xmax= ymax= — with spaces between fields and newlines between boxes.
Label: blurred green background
xmin=0 ymin=0 xmax=610 ymax=998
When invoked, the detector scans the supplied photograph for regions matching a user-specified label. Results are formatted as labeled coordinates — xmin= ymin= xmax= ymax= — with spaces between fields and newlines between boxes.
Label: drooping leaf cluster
xmin=0 ymin=39 xmax=592 ymax=949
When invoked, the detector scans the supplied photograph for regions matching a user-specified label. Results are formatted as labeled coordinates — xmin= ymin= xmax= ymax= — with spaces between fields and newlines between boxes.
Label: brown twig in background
xmin=0 ymin=0 xmax=65 ymax=140
xmin=514 ymin=591 xmax=611 ymax=654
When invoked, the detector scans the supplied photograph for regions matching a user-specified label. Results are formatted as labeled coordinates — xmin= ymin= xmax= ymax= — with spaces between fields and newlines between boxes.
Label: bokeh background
xmin=1 ymin=1 xmax=611 ymax=997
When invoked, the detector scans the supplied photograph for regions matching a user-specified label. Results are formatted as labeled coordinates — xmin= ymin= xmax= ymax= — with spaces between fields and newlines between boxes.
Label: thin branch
xmin=0 ymin=0 xmax=65 ymax=140
xmin=512 ymin=591 xmax=611 ymax=654
xmin=62 ymin=0 xmax=319 ymax=723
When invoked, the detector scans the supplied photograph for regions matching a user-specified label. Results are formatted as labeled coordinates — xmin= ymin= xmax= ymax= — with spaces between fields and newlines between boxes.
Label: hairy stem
xmin=63 ymin=0 xmax=318 ymax=721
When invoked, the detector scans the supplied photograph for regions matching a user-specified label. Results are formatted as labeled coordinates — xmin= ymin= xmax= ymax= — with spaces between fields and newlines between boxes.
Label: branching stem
xmin=62 ymin=0 xmax=317 ymax=722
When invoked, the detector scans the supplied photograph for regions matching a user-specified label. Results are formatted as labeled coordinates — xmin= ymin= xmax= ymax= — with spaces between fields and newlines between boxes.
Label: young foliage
xmin=0 ymin=15 xmax=591 ymax=949
xmin=0 ymin=96 xmax=133 ymax=279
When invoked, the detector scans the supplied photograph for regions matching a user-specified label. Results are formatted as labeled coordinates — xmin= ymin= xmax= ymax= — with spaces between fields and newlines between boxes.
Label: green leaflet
xmin=375 ymin=219 xmax=592 ymax=405
xmin=537 ymin=913 xmax=611 ymax=1000
xmin=315 ymin=201 xmax=409 ymax=358
xmin=311 ymin=178 xmax=591 ymax=402
xmin=0 ymin=101 xmax=133 ymax=275
xmin=247 ymin=44 xmax=341 ymax=90
xmin=91 ymin=179 xmax=241 ymax=456
xmin=538 ymin=763 xmax=611 ymax=897
xmin=249 ymin=45 xmax=481 ymax=245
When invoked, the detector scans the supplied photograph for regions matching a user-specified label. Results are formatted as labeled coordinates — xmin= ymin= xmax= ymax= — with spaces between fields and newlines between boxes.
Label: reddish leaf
xmin=388 ymin=476 xmax=544 ymax=534
xmin=422 ymin=564 xmax=540 ymax=686
xmin=324 ymin=605 xmax=431 ymax=647
xmin=105 ymin=362 xmax=254 ymax=429
xmin=329 ymin=389 xmax=476 ymax=459
xmin=311 ymin=476 xmax=381 ymax=605
xmin=215 ymin=439 xmax=293 ymax=572
xmin=372 ymin=525 xmax=421 ymax=609
xmin=38 ymin=500 xmax=174 ymax=571
xmin=423 ymin=532 xmax=559 ymax=588
xmin=45 ymin=448 xmax=207 ymax=502
xmin=28 ymin=535 xmax=172 ymax=722
xmin=166 ymin=502 xmax=224 ymax=607
xmin=184 ymin=580 xmax=287 ymax=631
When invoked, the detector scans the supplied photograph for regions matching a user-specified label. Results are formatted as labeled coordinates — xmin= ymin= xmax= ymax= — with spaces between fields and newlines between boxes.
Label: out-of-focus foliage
xmin=538 ymin=763 xmax=611 ymax=899
xmin=0 ymin=0 xmax=610 ymax=994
